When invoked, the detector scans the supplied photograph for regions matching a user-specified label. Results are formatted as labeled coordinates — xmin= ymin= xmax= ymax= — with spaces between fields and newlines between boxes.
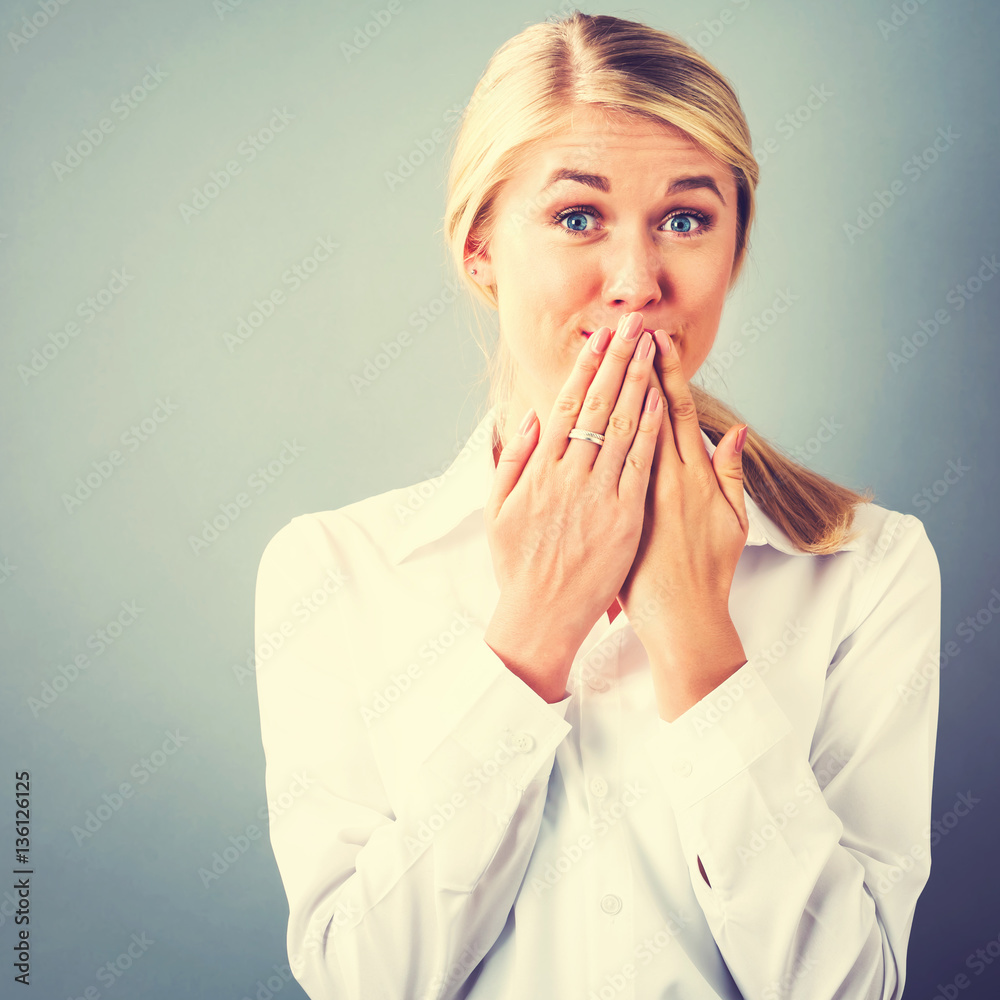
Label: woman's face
xmin=471 ymin=105 xmax=740 ymax=438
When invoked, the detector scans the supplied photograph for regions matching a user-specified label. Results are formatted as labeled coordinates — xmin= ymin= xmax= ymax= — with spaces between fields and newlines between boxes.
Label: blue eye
xmin=550 ymin=205 xmax=713 ymax=238
xmin=557 ymin=209 xmax=596 ymax=231
xmin=665 ymin=212 xmax=710 ymax=234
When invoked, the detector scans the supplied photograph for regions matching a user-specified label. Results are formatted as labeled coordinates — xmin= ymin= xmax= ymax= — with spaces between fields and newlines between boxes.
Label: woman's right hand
xmin=482 ymin=311 xmax=663 ymax=702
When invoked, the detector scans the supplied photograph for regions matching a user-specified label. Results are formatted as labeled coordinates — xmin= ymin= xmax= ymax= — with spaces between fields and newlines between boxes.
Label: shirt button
xmin=511 ymin=732 xmax=535 ymax=754
xmin=673 ymin=758 xmax=692 ymax=777
xmin=589 ymin=776 xmax=608 ymax=799
xmin=600 ymin=894 xmax=622 ymax=915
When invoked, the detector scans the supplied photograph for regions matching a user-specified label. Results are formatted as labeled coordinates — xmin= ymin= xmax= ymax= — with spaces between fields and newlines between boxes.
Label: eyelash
xmin=550 ymin=204 xmax=713 ymax=239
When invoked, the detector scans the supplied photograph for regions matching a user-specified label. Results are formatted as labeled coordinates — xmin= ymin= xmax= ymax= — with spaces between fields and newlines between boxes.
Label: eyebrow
xmin=542 ymin=168 xmax=727 ymax=205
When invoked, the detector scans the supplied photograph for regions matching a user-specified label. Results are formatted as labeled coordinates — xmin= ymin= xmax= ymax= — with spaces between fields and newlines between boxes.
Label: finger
xmin=645 ymin=360 xmax=673 ymax=474
xmin=651 ymin=328 xmax=705 ymax=466
xmin=593 ymin=329 xmax=657 ymax=478
xmin=541 ymin=312 xmax=642 ymax=463
xmin=565 ymin=312 xmax=648 ymax=469
xmin=711 ymin=422 xmax=750 ymax=537
xmin=534 ymin=323 xmax=614 ymax=463
xmin=617 ymin=384 xmax=663 ymax=505
xmin=485 ymin=407 xmax=538 ymax=521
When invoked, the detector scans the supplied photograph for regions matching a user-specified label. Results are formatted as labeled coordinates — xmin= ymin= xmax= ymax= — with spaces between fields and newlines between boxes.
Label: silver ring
xmin=567 ymin=428 xmax=605 ymax=447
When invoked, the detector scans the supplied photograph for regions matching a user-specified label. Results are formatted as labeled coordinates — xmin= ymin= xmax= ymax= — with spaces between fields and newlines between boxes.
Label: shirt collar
xmin=389 ymin=405 xmax=860 ymax=564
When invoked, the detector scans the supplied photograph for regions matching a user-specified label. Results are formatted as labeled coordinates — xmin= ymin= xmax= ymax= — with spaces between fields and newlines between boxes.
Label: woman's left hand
xmin=616 ymin=324 xmax=751 ymax=720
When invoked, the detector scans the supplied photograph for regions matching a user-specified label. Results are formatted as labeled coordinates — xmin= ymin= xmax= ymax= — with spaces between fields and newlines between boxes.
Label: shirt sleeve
xmin=642 ymin=512 xmax=941 ymax=1000
xmin=254 ymin=514 xmax=573 ymax=1000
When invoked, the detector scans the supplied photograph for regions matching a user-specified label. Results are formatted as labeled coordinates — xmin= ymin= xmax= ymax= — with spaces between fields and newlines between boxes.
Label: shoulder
xmin=254 ymin=478 xmax=438 ymax=587
xmin=836 ymin=501 xmax=941 ymax=631
xmin=841 ymin=501 xmax=938 ymax=572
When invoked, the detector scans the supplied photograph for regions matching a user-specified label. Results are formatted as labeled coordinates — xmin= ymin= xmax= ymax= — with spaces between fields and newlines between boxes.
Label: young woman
xmin=255 ymin=12 xmax=940 ymax=999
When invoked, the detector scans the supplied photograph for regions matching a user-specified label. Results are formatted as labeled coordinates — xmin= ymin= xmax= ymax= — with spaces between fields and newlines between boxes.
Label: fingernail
xmin=637 ymin=331 xmax=653 ymax=359
xmin=658 ymin=330 xmax=672 ymax=355
xmin=518 ymin=408 xmax=535 ymax=436
xmin=590 ymin=327 xmax=612 ymax=353
xmin=735 ymin=425 xmax=748 ymax=453
xmin=620 ymin=313 xmax=641 ymax=340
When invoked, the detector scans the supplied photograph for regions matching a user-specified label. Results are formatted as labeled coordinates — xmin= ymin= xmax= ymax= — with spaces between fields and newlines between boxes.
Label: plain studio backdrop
xmin=1 ymin=0 xmax=998 ymax=996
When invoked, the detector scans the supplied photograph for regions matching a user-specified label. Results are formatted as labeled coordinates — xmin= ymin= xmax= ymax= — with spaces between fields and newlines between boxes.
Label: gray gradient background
xmin=2 ymin=0 xmax=998 ymax=997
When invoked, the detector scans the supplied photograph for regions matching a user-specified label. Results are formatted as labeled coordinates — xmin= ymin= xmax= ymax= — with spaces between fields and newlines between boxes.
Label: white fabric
xmin=254 ymin=404 xmax=940 ymax=1000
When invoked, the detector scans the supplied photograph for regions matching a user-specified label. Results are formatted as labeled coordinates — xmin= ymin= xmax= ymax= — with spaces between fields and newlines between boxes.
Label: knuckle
xmin=669 ymin=397 xmax=697 ymax=421
xmin=623 ymin=363 xmax=648 ymax=384
xmin=607 ymin=412 xmax=634 ymax=437
xmin=625 ymin=451 xmax=648 ymax=474
xmin=581 ymin=389 xmax=609 ymax=413
xmin=554 ymin=392 xmax=581 ymax=415
xmin=607 ymin=340 xmax=635 ymax=363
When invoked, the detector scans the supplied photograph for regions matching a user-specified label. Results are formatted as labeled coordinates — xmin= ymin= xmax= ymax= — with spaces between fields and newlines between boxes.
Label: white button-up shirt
xmin=254 ymin=404 xmax=941 ymax=1000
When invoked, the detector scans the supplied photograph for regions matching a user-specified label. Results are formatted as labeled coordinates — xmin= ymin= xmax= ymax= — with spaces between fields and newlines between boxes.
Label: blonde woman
xmin=255 ymin=12 xmax=940 ymax=999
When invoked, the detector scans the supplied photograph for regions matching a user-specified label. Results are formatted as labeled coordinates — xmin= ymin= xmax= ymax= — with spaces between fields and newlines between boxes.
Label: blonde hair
xmin=442 ymin=10 xmax=873 ymax=554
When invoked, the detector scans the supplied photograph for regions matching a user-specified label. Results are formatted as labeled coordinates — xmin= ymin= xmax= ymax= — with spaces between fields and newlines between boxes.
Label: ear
xmin=464 ymin=238 xmax=493 ymax=286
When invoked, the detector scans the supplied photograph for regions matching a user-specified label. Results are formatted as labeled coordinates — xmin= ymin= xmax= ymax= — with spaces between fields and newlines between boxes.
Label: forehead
xmin=514 ymin=107 xmax=729 ymax=185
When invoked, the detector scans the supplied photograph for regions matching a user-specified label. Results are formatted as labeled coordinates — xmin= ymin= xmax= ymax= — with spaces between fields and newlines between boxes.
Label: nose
xmin=603 ymin=227 xmax=664 ymax=314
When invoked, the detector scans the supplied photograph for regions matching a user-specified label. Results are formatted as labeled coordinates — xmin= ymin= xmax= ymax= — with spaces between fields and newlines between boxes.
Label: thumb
xmin=485 ymin=408 xmax=538 ymax=523
xmin=712 ymin=422 xmax=750 ymax=537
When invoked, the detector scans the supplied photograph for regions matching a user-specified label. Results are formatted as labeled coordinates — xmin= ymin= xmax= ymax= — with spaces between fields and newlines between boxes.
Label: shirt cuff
xmin=643 ymin=655 xmax=793 ymax=812
xmin=416 ymin=629 xmax=574 ymax=795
